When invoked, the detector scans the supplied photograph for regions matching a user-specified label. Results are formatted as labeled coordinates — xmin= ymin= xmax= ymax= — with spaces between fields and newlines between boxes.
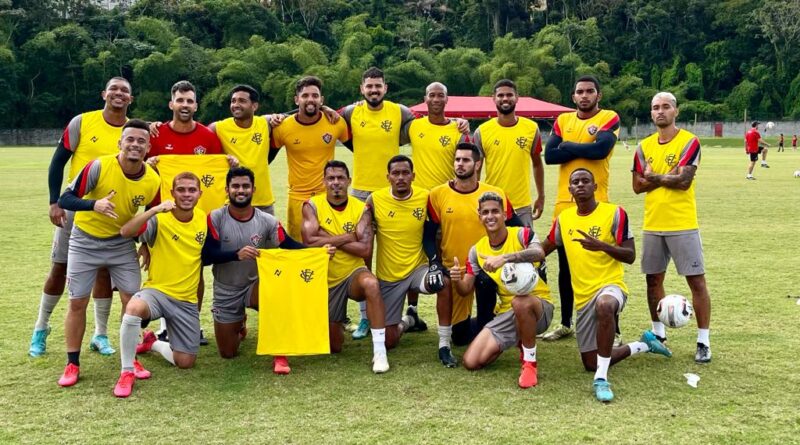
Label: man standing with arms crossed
xmin=56 ymin=119 xmax=161 ymax=387
xmin=542 ymin=75 xmax=620 ymax=342
xmin=632 ymin=92 xmax=712 ymax=364
xmin=29 ymin=77 xmax=132 ymax=358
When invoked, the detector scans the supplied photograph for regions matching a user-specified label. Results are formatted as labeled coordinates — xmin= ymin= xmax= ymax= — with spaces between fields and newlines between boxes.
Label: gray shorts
xmin=328 ymin=267 xmax=368 ymax=322
xmin=255 ymin=205 xmax=274 ymax=215
xmin=514 ymin=206 xmax=533 ymax=227
xmin=51 ymin=210 xmax=75 ymax=264
xmin=135 ymin=288 xmax=200 ymax=355
xmin=379 ymin=265 xmax=428 ymax=325
xmin=211 ymin=280 xmax=256 ymax=324
xmin=350 ymin=189 xmax=372 ymax=202
xmin=641 ymin=230 xmax=705 ymax=276
xmin=66 ymin=228 xmax=140 ymax=299
xmin=576 ymin=285 xmax=627 ymax=353
xmin=487 ymin=300 xmax=554 ymax=350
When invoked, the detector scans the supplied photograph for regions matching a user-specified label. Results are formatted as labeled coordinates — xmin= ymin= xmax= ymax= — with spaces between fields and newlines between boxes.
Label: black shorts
xmin=749 ymin=152 xmax=759 ymax=161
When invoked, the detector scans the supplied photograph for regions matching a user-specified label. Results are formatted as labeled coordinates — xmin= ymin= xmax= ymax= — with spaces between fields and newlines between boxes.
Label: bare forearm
xmin=601 ymin=245 xmax=635 ymax=264
xmin=502 ymin=245 xmax=545 ymax=263
xmin=120 ymin=207 xmax=158 ymax=238
xmin=336 ymin=240 xmax=371 ymax=259
xmin=646 ymin=170 xmax=694 ymax=191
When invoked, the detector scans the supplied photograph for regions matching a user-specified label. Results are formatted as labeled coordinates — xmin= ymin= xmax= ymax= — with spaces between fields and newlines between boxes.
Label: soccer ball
xmin=766 ymin=121 xmax=775 ymax=129
xmin=793 ymin=170 xmax=800 ymax=178
xmin=657 ymin=294 xmax=693 ymax=328
xmin=500 ymin=262 xmax=538 ymax=295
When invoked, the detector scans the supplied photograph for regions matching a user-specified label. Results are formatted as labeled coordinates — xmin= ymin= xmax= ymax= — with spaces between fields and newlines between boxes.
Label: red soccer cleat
xmin=273 ymin=356 xmax=291 ymax=375
xmin=113 ymin=371 xmax=136 ymax=398
xmin=136 ymin=330 xmax=157 ymax=354
xmin=133 ymin=360 xmax=151 ymax=379
xmin=58 ymin=363 xmax=80 ymax=387
xmin=518 ymin=361 xmax=538 ymax=388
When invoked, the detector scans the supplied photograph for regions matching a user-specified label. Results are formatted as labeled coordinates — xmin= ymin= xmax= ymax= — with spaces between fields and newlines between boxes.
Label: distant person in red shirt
xmin=793 ymin=134 xmax=797 ymax=151
xmin=745 ymin=121 xmax=769 ymax=180
xmin=778 ymin=133 xmax=785 ymax=152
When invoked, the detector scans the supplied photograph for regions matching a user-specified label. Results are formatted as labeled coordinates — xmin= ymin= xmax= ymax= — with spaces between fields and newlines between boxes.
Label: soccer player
xmin=792 ymin=134 xmax=797 ymax=151
xmin=632 ymin=92 xmax=712 ymax=364
xmin=409 ymin=82 xmax=468 ymax=190
xmin=367 ymin=155 xmax=448 ymax=359
xmin=473 ymin=79 xmax=545 ymax=226
xmin=451 ymin=192 xmax=552 ymax=388
xmin=55 ymin=119 xmax=161 ymax=387
xmin=543 ymin=168 xmax=671 ymax=402
xmin=778 ymin=133 xmax=784 ymax=152
xmin=542 ymin=75 xmax=621 ymax=342
xmin=113 ymin=172 xmax=243 ymax=397
xmin=425 ymin=143 xmax=519 ymax=350
xmin=301 ymin=160 xmax=390 ymax=373
xmin=210 ymin=85 xmax=276 ymax=214
xmin=745 ymin=121 xmax=770 ymax=179
xmin=270 ymin=76 xmax=350 ymax=240
xmin=29 ymin=77 xmax=132 ymax=358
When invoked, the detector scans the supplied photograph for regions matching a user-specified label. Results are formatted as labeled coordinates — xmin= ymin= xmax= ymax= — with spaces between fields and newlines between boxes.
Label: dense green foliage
xmin=1 ymin=0 xmax=797 ymax=128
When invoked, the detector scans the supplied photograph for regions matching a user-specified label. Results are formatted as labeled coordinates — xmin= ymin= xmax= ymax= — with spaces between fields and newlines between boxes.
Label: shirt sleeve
xmin=426 ymin=194 xmax=441 ymax=224
xmin=516 ymin=226 xmax=538 ymax=247
xmin=67 ymin=159 xmax=102 ymax=197
xmin=63 ymin=114 xmax=82 ymax=152
xmin=611 ymin=207 xmax=633 ymax=245
xmin=335 ymin=119 xmax=351 ymax=144
xmin=532 ymin=127 xmax=542 ymax=155
xmin=466 ymin=246 xmax=481 ymax=276
xmin=547 ymin=217 xmax=562 ymax=247
xmin=678 ymin=137 xmax=701 ymax=167
xmin=139 ymin=214 xmax=159 ymax=247
xmin=472 ymin=128 xmax=484 ymax=157
xmin=631 ymin=143 xmax=646 ymax=174
xmin=399 ymin=105 xmax=416 ymax=146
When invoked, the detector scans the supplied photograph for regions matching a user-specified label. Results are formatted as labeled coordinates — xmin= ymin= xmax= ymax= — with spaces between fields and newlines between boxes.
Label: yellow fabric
xmin=271 ymin=114 xmax=348 ymax=198
xmin=68 ymin=110 xmax=126 ymax=183
xmin=428 ymin=181 xmax=509 ymax=324
xmin=479 ymin=117 xmax=540 ymax=208
xmin=557 ymin=203 xmax=628 ymax=310
xmin=215 ymin=117 xmax=274 ymax=206
xmin=256 ymin=248 xmax=330 ymax=356
xmin=157 ymin=154 xmax=230 ymax=215
xmin=639 ymin=130 xmax=700 ymax=231
xmin=145 ymin=208 xmax=207 ymax=303
xmin=554 ymin=110 xmax=620 ymax=215
xmin=409 ymin=117 xmax=461 ymax=190
xmin=75 ymin=155 xmax=160 ymax=238
xmin=309 ymin=195 xmax=366 ymax=286
xmin=371 ymin=186 xmax=428 ymax=282
xmin=350 ymin=101 xmax=403 ymax=191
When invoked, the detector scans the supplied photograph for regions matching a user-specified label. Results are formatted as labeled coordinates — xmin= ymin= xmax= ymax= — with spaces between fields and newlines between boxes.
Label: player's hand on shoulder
xmin=454 ymin=118 xmax=470 ymax=134
xmin=226 ymin=155 xmax=240 ymax=168
xmin=146 ymin=156 xmax=159 ymax=168
xmin=93 ymin=191 xmax=118 ymax=219
xmin=49 ymin=203 xmax=66 ymax=227
xmin=267 ymin=113 xmax=285 ymax=128
xmin=321 ymin=106 xmax=340 ymax=124
xmin=148 ymin=121 xmax=162 ymax=137
xmin=237 ymin=245 xmax=260 ymax=261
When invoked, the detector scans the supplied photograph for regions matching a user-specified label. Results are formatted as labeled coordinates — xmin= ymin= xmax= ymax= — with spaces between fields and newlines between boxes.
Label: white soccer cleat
xmin=372 ymin=352 xmax=390 ymax=374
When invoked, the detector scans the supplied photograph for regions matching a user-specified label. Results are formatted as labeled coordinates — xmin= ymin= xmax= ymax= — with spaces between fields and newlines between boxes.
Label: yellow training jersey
xmin=308 ymin=195 xmax=366 ymax=286
xmin=65 ymin=110 xmax=126 ymax=183
xmin=468 ymin=227 xmax=551 ymax=314
xmin=370 ymin=185 xmax=429 ymax=282
xmin=271 ymin=114 xmax=349 ymax=198
xmin=142 ymin=208 xmax=207 ymax=303
xmin=156 ymin=154 xmax=230 ymax=214
xmin=474 ymin=117 xmax=541 ymax=208
xmin=408 ymin=117 xmax=464 ymax=190
xmin=632 ymin=129 xmax=701 ymax=231
xmin=548 ymin=202 xmax=631 ymax=310
xmin=215 ymin=116 xmax=274 ymax=206
xmin=342 ymin=101 xmax=414 ymax=192
xmin=553 ymin=110 xmax=620 ymax=214
xmin=73 ymin=155 xmax=160 ymax=238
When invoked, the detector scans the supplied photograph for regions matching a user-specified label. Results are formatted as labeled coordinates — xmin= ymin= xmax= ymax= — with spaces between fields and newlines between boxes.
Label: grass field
xmin=1 ymin=142 xmax=799 ymax=444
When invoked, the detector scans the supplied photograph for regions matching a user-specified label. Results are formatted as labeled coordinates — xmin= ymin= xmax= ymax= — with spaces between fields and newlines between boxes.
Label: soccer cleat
xmin=593 ymin=379 xmax=614 ymax=402
xmin=542 ymin=324 xmax=574 ymax=341
xmin=29 ymin=327 xmax=51 ymax=358
xmin=344 ymin=317 xmax=358 ymax=333
xmin=695 ymin=343 xmax=712 ymax=364
xmin=113 ymin=371 xmax=136 ymax=398
xmin=89 ymin=334 xmax=116 ymax=355
xmin=746 ymin=176 xmax=756 ymax=180
xmin=133 ymin=360 xmax=151 ymax=379
xmin=372 ymin=352 xmax=390 ymax=374
xmin=761 ymin=163 xmax=770 ymax=168
xmin=352 ymin=318 xmax=370 ymax=340
xmin=136 ymin=330 xmax=157 ymax=354
xmin=405 ymin=306 xmax=428 ymax=332
xmin=199 ymin=329 xmax=209 ymax=346
xmin=518 ymin=361 xmax=538 ymax=388
xmin=157 ymin=330 xmax=169 ymax=342
xmin=273 ymin=356 xmax=291 ymax=375
xmin=58 ymin=363 xmax=80 ymax=387
xmin=641 ymin=330 xmax=672 ymax=358
xmin=438 ymin=346 xmax=458 ymax=368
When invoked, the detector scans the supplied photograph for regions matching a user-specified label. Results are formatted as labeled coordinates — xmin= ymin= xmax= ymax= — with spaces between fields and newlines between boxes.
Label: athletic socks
xmin=157 ymin=318 xmax=168 ymax=335
xmin=697 ymin=328 xmax=710 ymax=346
xmin=34 ymin=293 xmax=61 ymax=331
xmin=151 ymin=340 xmax=176 ymax=366
xmin=437 ymin=325 xmax=452 ymax=348
xmin=120 ymin=314 xmax=141 ymax=372
xmin=67 ymin=351 xmax=80 ymax=367
xmin=93 ymin=298 xmax=112 ymax=336
xmin=628 ymin=341 xmax=649 ymax=355
xmin=371 ymin=328 xmax=387 ymax=355
xmin=359 ymin=301 xmax=368 ymax=321
xmin=399 ymin=315 xmax=415 ymax=333
xmin=651 ymin=321 xmax=666 ymax=339
xmin=594 ymin=355 xmax=610 ymax=381
xmin=522 ymin=345 xmax=537 ymax=363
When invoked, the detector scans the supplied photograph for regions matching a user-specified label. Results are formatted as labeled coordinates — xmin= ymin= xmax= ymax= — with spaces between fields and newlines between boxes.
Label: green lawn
xmin=1 ymin=144 xmax=799 ymax=444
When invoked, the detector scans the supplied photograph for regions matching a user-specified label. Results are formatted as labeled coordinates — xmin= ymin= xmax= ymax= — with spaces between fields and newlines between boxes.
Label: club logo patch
xmin=131 ymin=195 xmax=145 ymax=206
xmin=193 ymin=145 xmax=206 ymax=154
xmin=200 ymin=174 xmax=215 ymax=188
xmin=587 ymin=125 xmax=598 ymax=136
xmin=300 ymin=269 xmax=315 ymax=283
xmin=322 ymin=133 xmax=333 ymax=144
xmin=250 ymin=233 xmax=263 ymax=246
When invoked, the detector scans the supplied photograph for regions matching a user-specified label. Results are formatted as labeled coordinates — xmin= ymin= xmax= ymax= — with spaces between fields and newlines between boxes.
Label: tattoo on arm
xmin=502 ymin=244 xmax=544 ymax=263
xmin=654 ymin=165 xmax=696 ymax=190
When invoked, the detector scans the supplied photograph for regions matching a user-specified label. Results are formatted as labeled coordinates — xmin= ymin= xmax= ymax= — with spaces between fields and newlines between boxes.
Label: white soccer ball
xmin=793 ymin=170 xmax=800 ymax=178
xmin=766 ymin=121 xmax=775 ymax=129
xmin=657 ymin=294 xmax=694 ymax=328
xmin=500 ymin=262 xmax=538 ymax=295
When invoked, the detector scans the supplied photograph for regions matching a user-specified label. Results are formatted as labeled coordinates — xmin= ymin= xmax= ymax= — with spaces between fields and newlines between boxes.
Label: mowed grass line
xmin=0 ymin=143 xmax=799 ymax=444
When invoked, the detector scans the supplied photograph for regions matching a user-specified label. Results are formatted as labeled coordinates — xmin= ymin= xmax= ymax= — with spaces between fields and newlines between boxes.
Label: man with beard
xmin=541 ymin=75 xmax=621 ymax=342
xmin=473 ymin=79 xmax=545 ymax=227
xmin=55 ymin=119 xmax=161 ymax=387
xmin=270 ymin=76 xmax=350 ymax=240
xmin=632 ymin=92 xmax=711 ymax=364
xmin=29 ymin=77 xmax=133 ymax=358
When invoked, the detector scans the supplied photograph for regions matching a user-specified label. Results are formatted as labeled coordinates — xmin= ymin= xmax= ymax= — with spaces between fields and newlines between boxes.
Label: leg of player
xmin=461 ymin=328 xmax=503 ymax=371
xmin=197 ymin=274 xmax=208 ymax=346
xmin=474 ymin=271 xmax=498 ymax=332
xmin=30 ymin=262 xmax=67 ymax=358
xmin=350 ymin=270 xmax=389 ymax=373
xmin=404 ymin=290 xmax=427 ymax=332
xmin=59 ymin=295 xmax=91 ymax=387
xmin=352 ymin=251 xmax=375 ymax=341
xmin=645 ymin=272 xmax=668 ymax=343
xmin=746 ymin=155 xmax=757 ymax=179
xmin=89 ymin=268 xmax=115 ymax=356
xmin=512 ymin=295 xmax=543 ymax=389
xmin=115 ymin=296 xmax=153 ymax=398
xmin=436 ymin=281 xmax=457 ymax=367
xmin=544 ymin=247 xmax=575 ymax=341
xmin=329 ymin=322 xmax=345 ymax=354
xmin=761 ymin=147 xmax=769 ymax=167
xmin=686 ymin=274 xmax=712 ymax=363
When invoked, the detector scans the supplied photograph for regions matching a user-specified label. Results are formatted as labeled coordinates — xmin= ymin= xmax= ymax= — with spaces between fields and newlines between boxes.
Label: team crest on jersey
xmin=165 ymin=144 xmax=174 ymax=151
xmin=195 ymin=231 xmax=206 ymax=245
xmin=439 ymin=135 xmax=451 ymax=147
xmin=665 ymin=153 xmax=677 ymax=167
xmin=300 ymin=269 xmax=315 ymax=283
xmin=587 ymin=125 xmax=599 ymax=136
xmin=250 ymin=233 xmax=263 ymax=246
xmin=200 ymin=174 xmax=215 ymax=188
xmin=342 ymin=221 xmax=355 ymax=233
xmin=587 ymin=225 xmax=602 ymax=238
xmin=322 ymin=133 xmax=333 ymax=144
xmin=293 ymin=138 xmax=301 ymax=145
xmin=515 ymin=136 xmax=528 ymax=150
xmin=252 ymin=133 xmax=263 ymax=144
xmin=381 ymin=120 xmax=393 ymax=133
xmin=193 ymin=146 xmax=206 ymax=154
xmin=412 ymin=208 xmax=424 ymax=221
xmin=131 ymin=195 xmax=145 ymax=207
